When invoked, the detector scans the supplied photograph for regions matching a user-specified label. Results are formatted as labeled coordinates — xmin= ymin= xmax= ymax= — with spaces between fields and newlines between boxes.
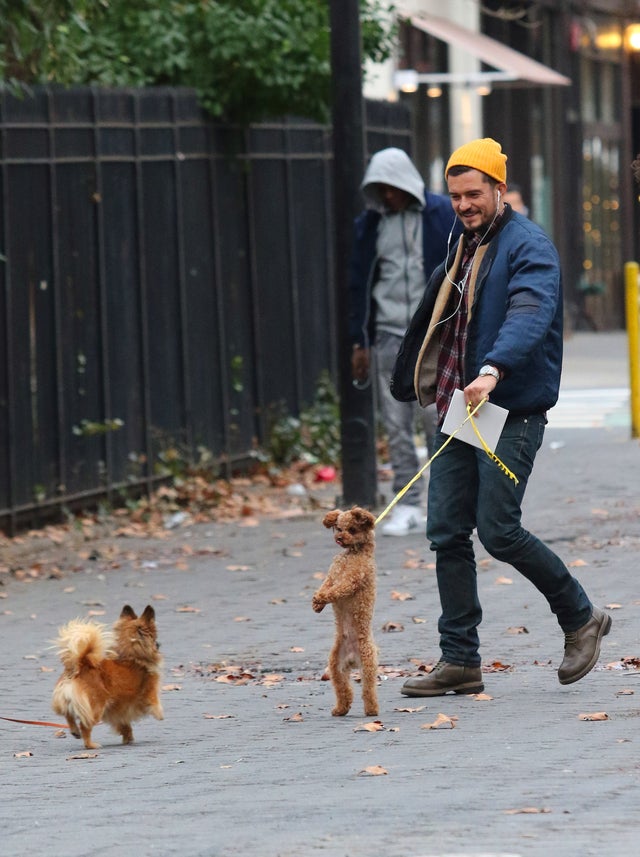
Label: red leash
xmin=0 ymin=716 xmax=68 ymax=728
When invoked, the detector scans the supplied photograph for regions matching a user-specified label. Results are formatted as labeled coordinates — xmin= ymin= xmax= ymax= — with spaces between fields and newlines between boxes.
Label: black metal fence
xmin=0 ymin=86 xmax=410 ymax=529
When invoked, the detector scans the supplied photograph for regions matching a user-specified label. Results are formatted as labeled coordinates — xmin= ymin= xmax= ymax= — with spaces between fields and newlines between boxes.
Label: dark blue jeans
xmin=427 ymin=413 xmax=592 ymax=666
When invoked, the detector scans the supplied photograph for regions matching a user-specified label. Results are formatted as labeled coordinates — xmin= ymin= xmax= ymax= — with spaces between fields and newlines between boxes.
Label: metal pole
xmin=329 ymin=0 xmax=377 ymax=507
xmin=624 ymin=261 xmax=640 ymax=438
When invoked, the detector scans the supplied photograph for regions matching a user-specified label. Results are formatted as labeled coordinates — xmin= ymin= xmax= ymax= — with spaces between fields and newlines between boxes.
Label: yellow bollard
xmin=624 ymin=261 xmax=640 ymax=438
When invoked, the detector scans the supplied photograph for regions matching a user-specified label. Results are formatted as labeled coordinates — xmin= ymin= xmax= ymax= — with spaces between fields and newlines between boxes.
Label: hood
xmin=361 ymin=148 xmax=425 ymax=211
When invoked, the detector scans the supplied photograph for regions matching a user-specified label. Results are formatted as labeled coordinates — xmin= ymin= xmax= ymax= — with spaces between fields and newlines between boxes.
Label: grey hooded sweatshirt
xmin=361 ymin=148 xmax=426 ymax=338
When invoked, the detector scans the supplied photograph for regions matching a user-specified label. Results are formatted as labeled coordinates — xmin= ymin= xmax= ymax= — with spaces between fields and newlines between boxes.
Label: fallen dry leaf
xmin=290 ymin=647 xmax=305 ymax=653
xmin=260 ymin=673 xmax=284 ymax=686
xmin=284 ymin=712 xmax=304 ymax=722
xmin=215 ymin=673 xmax=253 ymax=685
xmin=67 ymin=753 xmax=99 ymax=760
xmin=504 ymin=807 xmax=551 ymax=815
xmin=394 ymin=706 xmax=425 ymax=713
xmin=605 ymin=657 xmax=640 ymax=671
xmin=203 ymin=713 xmax=234 ymax=719
xmin=162 ymin=684 xmax=181 ymax=691
xmin=421 ymin=713 xmax=457 ymax=730
xmin=391 ymin=590 xmax=414 ymax=601
xmin=483 ymin=660 xmax=512 ymax=673
xmin=226 ymin=564 xmax=251 ymax=572
xmin=605 ymin=603 xmax=622 ymax=609
xmin=14 ymin=750 xmax=33 ymax=758
xmin=354 ymin=720 xmax=385 ymax=732
xmin=233 ymin=616 xmax=251 ymax=622
xmin=406 ymin=558 xmax=435 ymax=570
xmin=472 ymin=692 xmax=493 ymax=701
xmin=495 ymin=576 xmax=512 ymax=585
xmin=616 ymin=689 xmax=634 ymax=696
xmin=176 ymin=605 xmax=201 ymax=613
xmin=505 ymin=626 xmax=529 ymax=635
xmin=379 ymin=666 xmax=407 ymax=678
xmin=568 ymin=559 xmax=588 ymax=567
xmin=358 ymin=765 xmax=388 ymax=776
xmin=411 ymin=616 xmax=426 ymax=624
xmin=410 ymin=660 xmax=435 ymax=672
xmin=381 ymin=621 xmax=404 ymax=633
xmin=578 ymin=712 xmax=609 ymax=721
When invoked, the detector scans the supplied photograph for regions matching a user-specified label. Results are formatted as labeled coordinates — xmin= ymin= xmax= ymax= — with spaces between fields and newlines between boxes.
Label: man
xmin=503 ymin=183 xmax=529 ymax=217
xmin=391 ymin=137 xmax=610 ymax=695
xmin=349 ymin=148 xmax=461 ymax=536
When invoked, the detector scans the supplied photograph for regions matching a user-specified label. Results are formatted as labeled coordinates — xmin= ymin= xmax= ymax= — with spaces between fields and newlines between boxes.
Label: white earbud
xmin=497 ymin=189 xmax=501 ymax=206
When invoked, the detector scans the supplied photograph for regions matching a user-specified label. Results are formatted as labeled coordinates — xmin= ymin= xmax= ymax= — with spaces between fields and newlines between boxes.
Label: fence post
xmin=329 ymin=0 xmax=378 ymax=507
xmin=624 ymin=261 xmax=640 ymax=438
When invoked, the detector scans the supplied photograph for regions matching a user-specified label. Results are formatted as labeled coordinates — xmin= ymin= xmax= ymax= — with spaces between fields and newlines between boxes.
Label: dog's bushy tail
xmin=54 ymin=619 xmax=114 ymax=674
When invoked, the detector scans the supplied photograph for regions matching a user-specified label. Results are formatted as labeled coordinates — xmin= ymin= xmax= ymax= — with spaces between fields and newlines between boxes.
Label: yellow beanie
xmin=445 ymin=137 xmax=507 ymax=184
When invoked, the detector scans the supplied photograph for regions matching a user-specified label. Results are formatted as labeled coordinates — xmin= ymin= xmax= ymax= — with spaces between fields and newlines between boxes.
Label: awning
xmin=398 ymin=10 xmax=571 ymax=87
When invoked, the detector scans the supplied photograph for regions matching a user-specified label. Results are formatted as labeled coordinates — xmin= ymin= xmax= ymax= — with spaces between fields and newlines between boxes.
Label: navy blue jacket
xmin=348 ymin=191 xmax=460 ymax=348
xmin=391 ymin=206 xmax=564 ymax=416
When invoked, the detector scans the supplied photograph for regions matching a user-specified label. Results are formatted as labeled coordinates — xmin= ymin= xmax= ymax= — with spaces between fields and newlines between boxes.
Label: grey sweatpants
xmin=374 ymin=331 xmax=437 ymax=507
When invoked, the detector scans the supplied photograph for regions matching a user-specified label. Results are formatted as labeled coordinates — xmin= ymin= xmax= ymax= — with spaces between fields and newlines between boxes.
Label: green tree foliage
xmin=0 ymin=0 xmax=395 ymax=123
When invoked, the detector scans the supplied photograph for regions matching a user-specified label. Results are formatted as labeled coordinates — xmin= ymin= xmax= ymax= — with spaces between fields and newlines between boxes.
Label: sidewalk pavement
xmin=1 ymin=332 xmax=639 ymax=857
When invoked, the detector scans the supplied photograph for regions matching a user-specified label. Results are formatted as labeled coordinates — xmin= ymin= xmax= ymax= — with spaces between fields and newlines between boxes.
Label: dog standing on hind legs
xmin=52 ymin=604 xmax=164 ymax=749
xmin=312 ymin=507 xmax=379 ymax=717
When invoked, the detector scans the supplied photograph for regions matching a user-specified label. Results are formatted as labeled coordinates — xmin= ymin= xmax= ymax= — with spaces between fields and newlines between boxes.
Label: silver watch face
xmin=480 ymin=365 xmax=499 ymax=378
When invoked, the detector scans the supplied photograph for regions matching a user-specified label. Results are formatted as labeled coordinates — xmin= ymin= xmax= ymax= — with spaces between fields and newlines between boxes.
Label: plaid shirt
xmin=435 ymin=215 xmax=503 ymax=422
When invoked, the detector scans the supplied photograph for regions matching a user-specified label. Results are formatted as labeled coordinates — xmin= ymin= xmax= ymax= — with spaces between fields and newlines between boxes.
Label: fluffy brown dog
xmin=312 ymin=507 xmax=379 ymax=717
xmin=51 ymin=604 xmax=164 ymax=749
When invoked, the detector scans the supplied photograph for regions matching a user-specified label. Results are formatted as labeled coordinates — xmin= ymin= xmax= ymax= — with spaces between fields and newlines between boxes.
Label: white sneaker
xmin=380 ymin=504 xmax=421 ymax=537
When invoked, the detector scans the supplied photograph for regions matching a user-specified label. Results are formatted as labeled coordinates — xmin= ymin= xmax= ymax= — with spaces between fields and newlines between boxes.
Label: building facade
xmin=366 ymin=0 xmax=640 ymax=330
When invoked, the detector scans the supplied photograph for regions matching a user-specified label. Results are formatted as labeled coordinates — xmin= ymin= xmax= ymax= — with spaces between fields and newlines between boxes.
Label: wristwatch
xmin=479 ymin=364 xmax=500 ymax=381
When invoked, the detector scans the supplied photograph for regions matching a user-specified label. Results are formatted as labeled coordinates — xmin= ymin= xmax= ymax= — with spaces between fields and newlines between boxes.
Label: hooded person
xmin=348 ymin=148 xmax=461 ymax=536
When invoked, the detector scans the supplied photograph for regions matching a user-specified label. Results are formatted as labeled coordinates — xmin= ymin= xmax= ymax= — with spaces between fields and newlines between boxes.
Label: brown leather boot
xmin=558 ymin=606 xmax=612 ymax=685
xmin=401 ymin=660 xmax=484 ymax=697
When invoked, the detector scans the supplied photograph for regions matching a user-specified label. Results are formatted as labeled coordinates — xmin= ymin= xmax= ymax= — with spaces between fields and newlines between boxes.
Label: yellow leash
xmin=374 ymin=398 xmax=518 ymax=526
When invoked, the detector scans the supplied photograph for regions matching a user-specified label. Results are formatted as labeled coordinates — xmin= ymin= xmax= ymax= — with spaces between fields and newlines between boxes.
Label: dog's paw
xmin=364 ymin=707 xmax=379 ymax=717
xmin=312 ymin=597 xmax=325 ymax=613
xmin=331 ymin=706 xmax=350 ymax=717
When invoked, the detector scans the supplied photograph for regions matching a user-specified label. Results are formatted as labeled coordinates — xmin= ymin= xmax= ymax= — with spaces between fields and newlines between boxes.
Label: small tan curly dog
xmin=312 ymin=507 xmax=378 ymax=717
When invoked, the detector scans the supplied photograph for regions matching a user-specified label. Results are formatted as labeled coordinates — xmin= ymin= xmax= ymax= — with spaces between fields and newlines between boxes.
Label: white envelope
xmin=441 ymin=388 xmax=509 ymax=453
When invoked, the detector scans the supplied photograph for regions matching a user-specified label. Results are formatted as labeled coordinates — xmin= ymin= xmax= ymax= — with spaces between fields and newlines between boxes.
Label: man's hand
xmin=351 ymin=346 xmax=370 ymax=383
xmin=464 ymin=374 xmax=497 ymax=410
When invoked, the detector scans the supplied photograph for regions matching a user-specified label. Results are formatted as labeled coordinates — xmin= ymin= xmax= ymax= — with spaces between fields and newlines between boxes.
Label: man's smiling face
xmin=447 ymin=169 xmax=506 ymax=232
